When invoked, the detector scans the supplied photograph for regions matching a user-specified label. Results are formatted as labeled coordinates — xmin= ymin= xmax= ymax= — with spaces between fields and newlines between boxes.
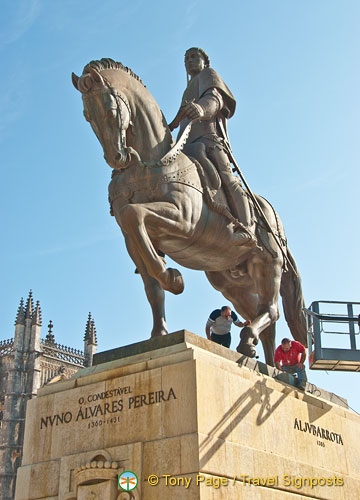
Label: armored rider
xmin=169 ymin=47 xmax=256 ymax=246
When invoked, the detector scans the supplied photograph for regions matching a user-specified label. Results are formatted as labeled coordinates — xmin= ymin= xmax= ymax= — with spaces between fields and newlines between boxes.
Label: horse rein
xmin=96 ymin=74 xmax=195 ymax=170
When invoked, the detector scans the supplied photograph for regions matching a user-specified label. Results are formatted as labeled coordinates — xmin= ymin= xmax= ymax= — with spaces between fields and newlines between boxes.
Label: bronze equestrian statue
xmin=72 ymin=50 xmax=307 ymax=366
xmin=169 ymin=47 xmax=256 ymax=248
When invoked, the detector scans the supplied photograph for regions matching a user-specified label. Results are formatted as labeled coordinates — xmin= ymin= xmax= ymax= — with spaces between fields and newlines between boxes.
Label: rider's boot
xmin=208 ymin=148 xmax=258 ymax=248
xmin=225 ymin=184 xmax=257 ymax=247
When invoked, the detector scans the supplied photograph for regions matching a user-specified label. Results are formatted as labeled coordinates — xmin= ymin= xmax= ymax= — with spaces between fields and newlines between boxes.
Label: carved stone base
xmin=15 ymin=331 xmax=360 ymax=499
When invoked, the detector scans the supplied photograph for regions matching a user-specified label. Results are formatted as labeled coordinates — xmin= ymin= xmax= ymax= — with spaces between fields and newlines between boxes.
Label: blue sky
xmin=1 ymin=1 xmax=359 ymax=411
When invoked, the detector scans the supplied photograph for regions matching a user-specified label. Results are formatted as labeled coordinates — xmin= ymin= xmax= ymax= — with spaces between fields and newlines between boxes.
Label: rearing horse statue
xmin=72 ymin=58 xmax=307 ymax=365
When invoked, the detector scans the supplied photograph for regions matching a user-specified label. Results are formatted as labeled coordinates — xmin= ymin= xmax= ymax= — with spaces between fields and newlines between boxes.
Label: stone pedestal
xmin=15 ymin=331 xmax=360 ymax=499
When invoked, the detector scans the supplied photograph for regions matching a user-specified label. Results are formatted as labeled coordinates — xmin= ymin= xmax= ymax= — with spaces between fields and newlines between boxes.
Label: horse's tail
xmin=280 ymin=247 xmax=307 ymax=346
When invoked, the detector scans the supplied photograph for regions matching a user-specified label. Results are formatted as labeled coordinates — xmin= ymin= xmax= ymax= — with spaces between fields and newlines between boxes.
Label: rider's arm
xmin=181 ymin=88 xmax=224 ymax=122
xmin=197 ymin=88 xmax=224 ymax=119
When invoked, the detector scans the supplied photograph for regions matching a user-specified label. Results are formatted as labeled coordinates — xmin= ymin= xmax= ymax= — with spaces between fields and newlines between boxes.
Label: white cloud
xmin=0 ymin=0 xmax=41 ymax=47
xmin=0 ymin=70 xmax=27 ymax=140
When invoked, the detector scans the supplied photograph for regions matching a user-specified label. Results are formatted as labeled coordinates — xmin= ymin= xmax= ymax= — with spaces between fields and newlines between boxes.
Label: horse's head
xmin=74 ymin=59 xmax=174 ymax=169
xmin=72 ymin=66 xmax=132 ymax=170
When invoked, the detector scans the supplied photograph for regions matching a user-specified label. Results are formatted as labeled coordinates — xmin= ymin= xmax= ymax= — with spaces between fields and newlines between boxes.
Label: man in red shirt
xmin=274 ymin=338 xmax=307 ymax=391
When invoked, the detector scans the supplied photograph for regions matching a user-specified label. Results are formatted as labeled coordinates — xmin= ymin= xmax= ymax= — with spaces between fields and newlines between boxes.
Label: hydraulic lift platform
xmin=304 ymin=300 xmax=360 ymax=371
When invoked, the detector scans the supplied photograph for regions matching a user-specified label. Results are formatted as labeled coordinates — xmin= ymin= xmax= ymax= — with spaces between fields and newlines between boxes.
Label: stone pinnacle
xmin=15 ymin=297 xmax=25 ymax=326
xmin=25 ymin=290 xmax=34 ymax=319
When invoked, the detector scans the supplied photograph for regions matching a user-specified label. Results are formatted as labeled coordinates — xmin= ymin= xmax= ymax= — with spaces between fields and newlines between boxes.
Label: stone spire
xmin=25 ymin=290 xmax=34 ymax=320
xmin=83 ymin=313 xmax=98 ymax=367
xmin=88 ymin=319 xmax=98 ymax=346
xmin=45 ymin=320 xmax=55 ymax=344
xmin=15 ymin=297 xmax=25 ymax=326
xmin=83 ymin=312 xmax=92 ymax=342
xmin=31 ymin=301 xmax=42 ymax=326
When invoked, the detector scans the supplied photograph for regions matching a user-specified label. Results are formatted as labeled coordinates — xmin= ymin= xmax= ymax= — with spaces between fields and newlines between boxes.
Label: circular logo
xmin=118 ymin=471 xmax=138 ymax=491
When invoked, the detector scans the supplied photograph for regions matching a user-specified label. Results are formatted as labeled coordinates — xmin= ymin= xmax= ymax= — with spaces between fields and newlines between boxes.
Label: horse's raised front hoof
xmin=163 ymin=268 xmax=184 ymax=295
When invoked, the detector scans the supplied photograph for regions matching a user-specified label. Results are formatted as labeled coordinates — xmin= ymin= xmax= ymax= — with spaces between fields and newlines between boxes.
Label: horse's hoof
xmin=151 ymin=329 xmax=168 ymax=337
xmin=240 ymin=326 xmax=259 ymax=346
xmin=237 ymin=341 xmax=258 ymax=358
xmin=163 ymin=268 xmax=184 ymax=295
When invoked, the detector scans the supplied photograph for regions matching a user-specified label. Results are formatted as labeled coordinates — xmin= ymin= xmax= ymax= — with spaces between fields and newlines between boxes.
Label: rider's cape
xmin=178 ymin=68 xmax=236 ymax=145
xmin=181 ymin=67 xmax=236 ymax=119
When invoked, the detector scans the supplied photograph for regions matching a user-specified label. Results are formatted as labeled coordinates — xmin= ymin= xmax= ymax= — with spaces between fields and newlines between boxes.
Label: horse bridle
xmin=93 ymin=75 xmax=194 ymax=170
xmin=100 ymin=77 xmax=134 ymax=170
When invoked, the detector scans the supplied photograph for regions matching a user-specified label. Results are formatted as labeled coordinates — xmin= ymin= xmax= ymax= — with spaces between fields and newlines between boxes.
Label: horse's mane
xmin=83 ymin=58 xmax=145 ymax=87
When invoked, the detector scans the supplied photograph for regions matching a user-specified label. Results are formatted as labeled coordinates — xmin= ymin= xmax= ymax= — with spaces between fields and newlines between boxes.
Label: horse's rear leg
xmin=259 ymin=324 xmax=276 ymax=366
xmin=206 ymin=270 xmax=258 ymax=356
xmin=221 ymin=290 xmax=276 ymax=365
xmin=236 ymin=260 xmax=281 ymax=360
xmin=206 ymin=268 xmax=279 ymax=363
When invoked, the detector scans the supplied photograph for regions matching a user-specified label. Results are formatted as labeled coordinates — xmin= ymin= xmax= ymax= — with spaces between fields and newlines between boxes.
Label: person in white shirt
xmin=205 ymin=305 xmax=250 ymax=348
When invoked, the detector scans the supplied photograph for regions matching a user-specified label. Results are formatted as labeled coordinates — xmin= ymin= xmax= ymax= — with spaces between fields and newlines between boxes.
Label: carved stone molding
xmin=74 ymin=459 xmax=120 ymax=485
